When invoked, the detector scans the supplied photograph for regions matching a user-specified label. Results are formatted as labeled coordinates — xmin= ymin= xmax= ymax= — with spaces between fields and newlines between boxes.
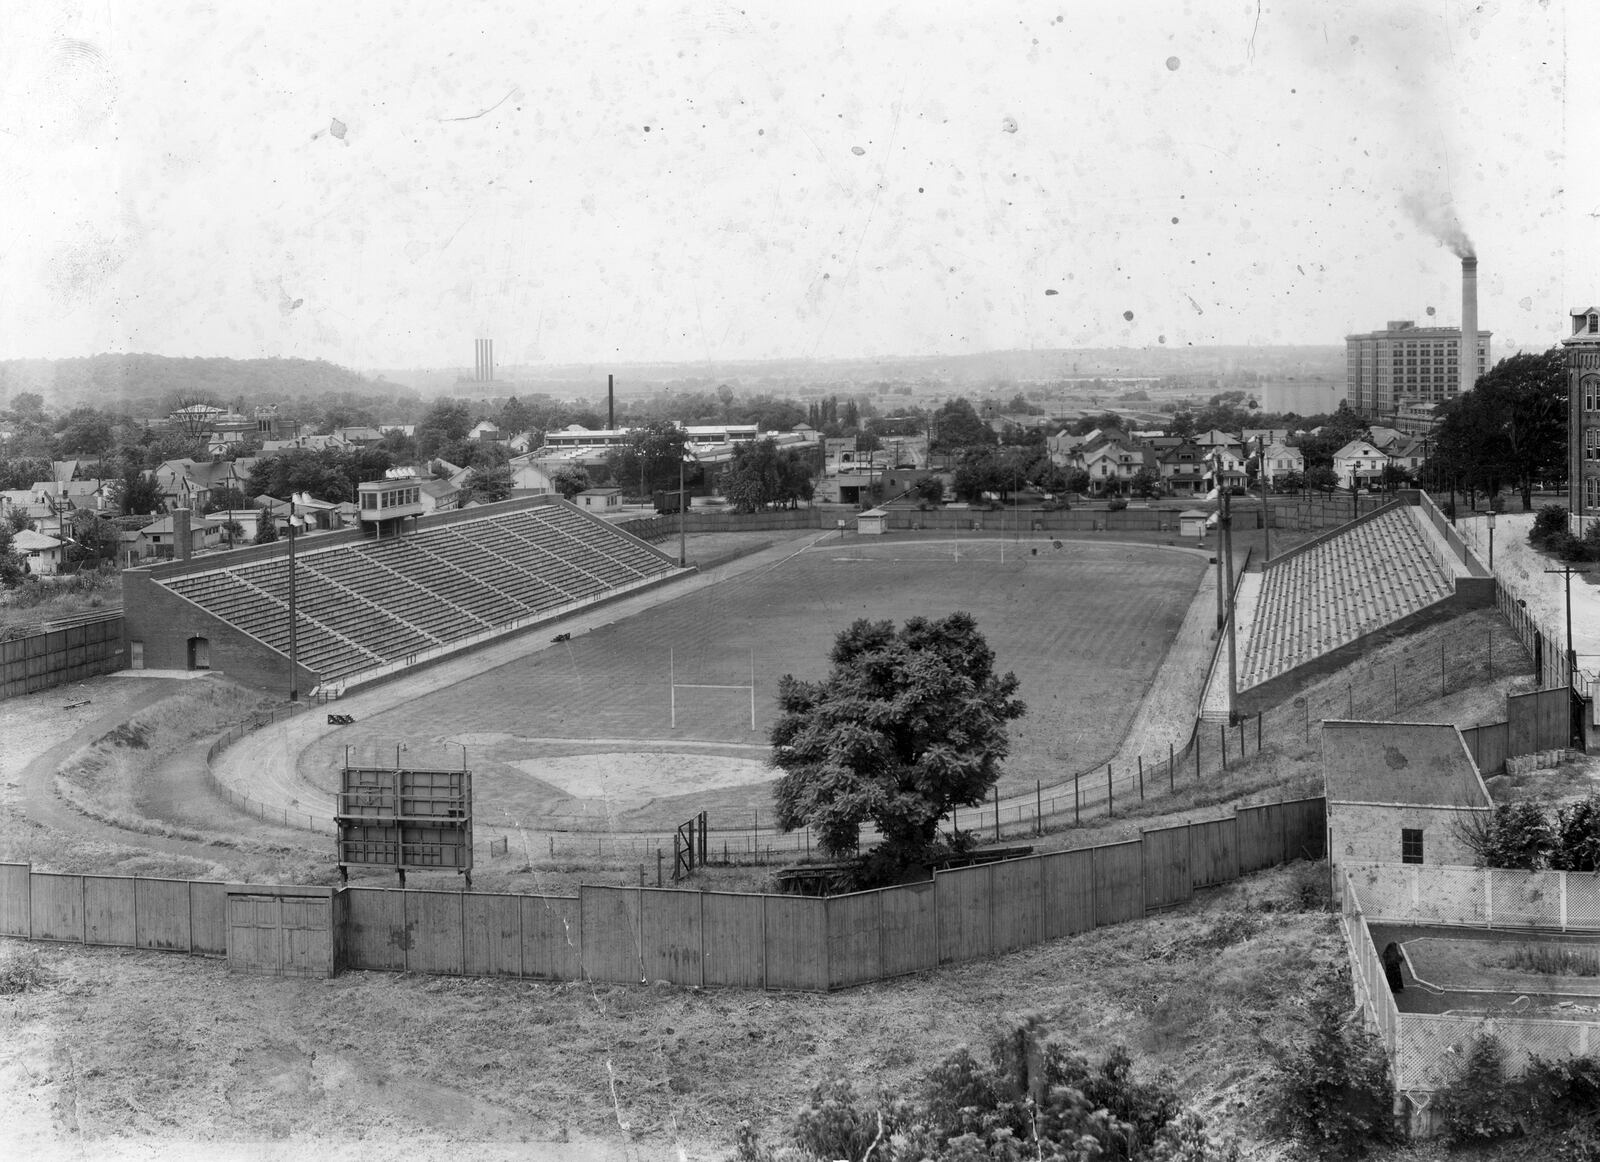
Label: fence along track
xmin=0 ymin=796 xmax=1323 ymax=991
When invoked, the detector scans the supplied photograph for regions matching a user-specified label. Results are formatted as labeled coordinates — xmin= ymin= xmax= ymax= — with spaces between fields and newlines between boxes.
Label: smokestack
xmin=173 ymin=508 xmax=191 ymax=562
xmin=608 ymin=374 xmax=615 ymax=430
xmin=1460 ymin=257 xmax=1478 ymax=398
xmin=474 ymin=339 xmax=495 ymax=382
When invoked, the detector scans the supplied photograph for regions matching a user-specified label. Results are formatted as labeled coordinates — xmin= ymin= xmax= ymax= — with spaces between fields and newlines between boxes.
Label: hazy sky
xmin=3 ymin=0 xmax=1597 ymax=373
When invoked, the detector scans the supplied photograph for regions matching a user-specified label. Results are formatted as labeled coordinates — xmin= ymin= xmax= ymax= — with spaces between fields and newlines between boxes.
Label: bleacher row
xmin=1239 ymin=506 xmax=1455 ymax=689
xmin=159 ymin=503 xmax=677 ymax=683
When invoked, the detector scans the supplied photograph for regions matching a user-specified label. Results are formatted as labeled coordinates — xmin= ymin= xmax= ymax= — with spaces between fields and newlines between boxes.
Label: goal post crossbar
xmin=670 ymin=647 xmax=757 ymax=730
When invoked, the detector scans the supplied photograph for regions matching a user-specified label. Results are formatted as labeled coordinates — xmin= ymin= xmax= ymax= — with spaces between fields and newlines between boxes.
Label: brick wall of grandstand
xmin=1239 ymin=506 xmax=1455 ymax=689
xmin=156 ymin=504 xmax=678 ymax=682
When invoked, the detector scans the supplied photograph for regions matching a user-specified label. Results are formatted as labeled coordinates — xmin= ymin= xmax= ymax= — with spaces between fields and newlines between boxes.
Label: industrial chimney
xmin=1459 ymin=257 xmax=1478 ymax=398
xmin=608 ymin=374 xmax=615 ymax=431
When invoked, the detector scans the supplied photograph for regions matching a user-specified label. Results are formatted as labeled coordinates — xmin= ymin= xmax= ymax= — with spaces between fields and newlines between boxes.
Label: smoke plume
xmin=1401 ymin=190 xmax=1474 ymax=259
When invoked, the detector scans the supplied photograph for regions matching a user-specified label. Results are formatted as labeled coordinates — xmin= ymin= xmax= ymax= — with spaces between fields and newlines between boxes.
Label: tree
xmin=929 ymin=398 xmax=996 ymax=453
xmin=770 ymin=613 xmax=1026 ymax=868
xmin=1273 ymin=964 xmax=1397 ymax=1160
xmin=1130 ymin=467 xmax=1162 ymax=498
xmin=951 ymin=447 xmax=1006 ymax=504
xmin=550 ymin=465 xmax=591 ymax=501
xmin=0 ymin=523 xmax=27 ymax=588
xmin=1472 ymin=349 xmax=1567 ymax=510
xmin=911 ymin=475 xmax=945 ymax=506
xmin=64 ymin=509 xmax=118 ymax=567
xmin=464 ymin=463 xmax=514 ymax=503
xmin=721 ymin=438 xmax=816 ymax=513
xmin=415 ymin=399 xmax=474 ymax=459
xmin=1304 ymin=466 xmax=1338 ymax=493
xmin=255 ymin=507 xmax=279 ymax=544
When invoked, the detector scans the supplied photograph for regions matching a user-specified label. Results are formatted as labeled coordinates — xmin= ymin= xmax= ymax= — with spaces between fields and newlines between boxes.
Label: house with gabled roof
xmin=1332 ymin=438 xmax=1390 ymax=491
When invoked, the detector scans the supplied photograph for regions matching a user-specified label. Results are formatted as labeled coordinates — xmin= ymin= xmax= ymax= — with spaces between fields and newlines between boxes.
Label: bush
xmin=1531 ymin=504 xmax=1570 ymax=546
xmin=1108 ymin=496 xmax=1129 ymax=511
xmin=0 ymin=948 xmax=52 ymax=995
xmin=1434 ymin=1034 xmax=1523 ymax=1145
xmin=1272 ymin=964 xmax=1397 ymax=1160
xmin=740 ymin=1024 xmax=1238 ymax=1161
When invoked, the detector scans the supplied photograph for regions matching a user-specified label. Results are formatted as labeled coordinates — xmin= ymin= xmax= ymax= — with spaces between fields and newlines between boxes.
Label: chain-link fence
xmin=203 ymin=696 xmax=340 ymax=835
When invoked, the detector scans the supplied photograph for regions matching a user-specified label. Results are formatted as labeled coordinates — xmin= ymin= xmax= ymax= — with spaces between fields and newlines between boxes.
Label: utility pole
xmin=1545 ymin=563 xmax=1591 ymax=689
xmin=1221 ymin=472 xmax=1238 ymax=723
xmin=287 ymin=495 xmax=299 ymax=702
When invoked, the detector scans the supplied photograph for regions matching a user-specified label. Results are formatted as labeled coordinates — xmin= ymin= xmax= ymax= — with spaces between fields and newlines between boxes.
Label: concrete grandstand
xmin=120 ymin=496 xmax=684 ymax=691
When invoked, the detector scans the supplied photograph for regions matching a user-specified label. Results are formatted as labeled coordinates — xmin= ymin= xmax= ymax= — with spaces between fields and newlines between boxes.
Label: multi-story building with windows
xmin=1345 ymin=320 xmax=1490 ymax=419
xmin=1564 ymin=307 xmax=1600 ymax=536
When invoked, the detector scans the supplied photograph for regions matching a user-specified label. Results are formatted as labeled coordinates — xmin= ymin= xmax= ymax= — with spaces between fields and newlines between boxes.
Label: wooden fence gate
xmin=226 ymin=891 xmax=336 ymax=977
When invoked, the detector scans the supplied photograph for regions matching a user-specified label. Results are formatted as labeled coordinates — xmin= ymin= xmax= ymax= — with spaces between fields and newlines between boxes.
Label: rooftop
xmin=1322 ymin=721 xmax=1490 ymax=808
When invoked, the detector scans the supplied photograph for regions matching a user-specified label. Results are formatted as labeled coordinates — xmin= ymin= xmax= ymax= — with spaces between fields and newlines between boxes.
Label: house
xmin=507 ymin=455 xmax=556 ymax=495
xmin=575 ymin=487 xmax=624 ymax=511
xmin=201 ymin=510 xmax=261 ymax=547
xmin=468 ymin=421 xmax=504 ymax=444
xmin=1158 ymin=440 xmax=1209 ymax=496
xmin=152 ymin=458 xmax=247 ymax=512
xmin=1322 ymin=720 xmax=1492 ymax=877
xmin=136 ymin=512 xmax=215 ymax=560
xmin=12 ymin=529 xmax=65 ymax=576
xmin=418 ymin=479 xmax=461 ymax=513
xmin=1259 ymin=442 xmax=1305 ymax=488
xmin=1078 ymin=440 xmax=1154 ymax=495
xmin=1332 ymin=439 xmax=1391 ymax=491
xmin=1200 ymin=445 xmax=1249 ymax=493
xmin=332 ymin=426 xmax=386 ymax=447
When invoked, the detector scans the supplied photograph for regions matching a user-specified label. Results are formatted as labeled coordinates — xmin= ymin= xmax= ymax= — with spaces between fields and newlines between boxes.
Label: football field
xmin=298 ymin=537 xmax=1208 ymax=833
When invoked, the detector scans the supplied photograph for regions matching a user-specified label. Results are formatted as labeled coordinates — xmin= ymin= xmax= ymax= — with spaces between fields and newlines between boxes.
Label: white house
xmin=1260 ymin=442 xmax=1304 ymax=488
xmin=13 ymin=529 xmax=65 ymax=576
xmin=1332 ymin=439 xmax=1390 ymax=491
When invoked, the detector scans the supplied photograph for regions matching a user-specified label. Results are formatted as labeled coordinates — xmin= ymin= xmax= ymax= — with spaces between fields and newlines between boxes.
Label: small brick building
xmin=1323 ymin=720 xmax=1493 ymax=876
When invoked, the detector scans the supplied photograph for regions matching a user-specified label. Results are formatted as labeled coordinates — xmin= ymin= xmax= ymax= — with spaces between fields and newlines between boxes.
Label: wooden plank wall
xmin=0 ymin=798 xmax=1327 ymax=992
xmin=764 ymin=896 xmax=827 ymax=990
xmin=1506 ymin=687 xmax=1570 ymax=756
xmin=343 ymin=888 xmax=408 ymax=972
xmin=1189 ymin=820 xmax=1239 ymax=888
xmin=879 ymin=882 xmax=937 ymax=978
xmin=0 ymin=864 xmax=30 ymax=936
xmin=522 ymin=896 xmax=581 ymax=981
xmin=580 ymin=885 xmax=644 ymax=984
xmin=1141 ymin=826 xmax=1191 ymax=909
xmin=701 ymin=892 xmax=764 ymax=987
xmin=1040 ymin=850 xmax=1095 ymax=940
xmin=31 ymin=873 xmax=84 ymax=942
xmin=0 ymin=617 xmax=124 ymax=700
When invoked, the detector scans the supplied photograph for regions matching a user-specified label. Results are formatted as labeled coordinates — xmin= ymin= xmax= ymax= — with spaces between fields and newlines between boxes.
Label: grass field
xmin=295 ymin=538 xmax=1208 ymax=834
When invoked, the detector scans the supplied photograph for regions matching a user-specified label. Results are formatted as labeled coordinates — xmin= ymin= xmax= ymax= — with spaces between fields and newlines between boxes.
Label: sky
xmin=2 ymin=0 xmax=1597 ymax=374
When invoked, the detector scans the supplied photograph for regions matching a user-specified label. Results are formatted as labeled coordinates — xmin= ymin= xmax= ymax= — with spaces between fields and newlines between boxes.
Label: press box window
xmin=1401 ymin=828 xmax=1424 ymax=865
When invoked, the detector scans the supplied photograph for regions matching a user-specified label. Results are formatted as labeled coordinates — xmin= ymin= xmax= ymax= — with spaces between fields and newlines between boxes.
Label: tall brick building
xmin=1564 ymin=307 xmax=1600 ymax=536
xmin=1345 ymin=320 xmax=1491 ymax=419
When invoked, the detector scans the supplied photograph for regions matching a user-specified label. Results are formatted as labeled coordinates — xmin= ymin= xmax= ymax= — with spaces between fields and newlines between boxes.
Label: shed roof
xmin=1322 ymin=721 xmax=1491 ymax=808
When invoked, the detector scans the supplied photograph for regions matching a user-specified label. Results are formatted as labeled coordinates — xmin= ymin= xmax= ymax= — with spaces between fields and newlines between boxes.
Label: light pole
xmin=287 ymin=496 xmax=299 ymax=702
xmin=678 ymin=449 xmax=697 ymax=567
xmin=1486 ymin=511 xmax=1496 ymax=571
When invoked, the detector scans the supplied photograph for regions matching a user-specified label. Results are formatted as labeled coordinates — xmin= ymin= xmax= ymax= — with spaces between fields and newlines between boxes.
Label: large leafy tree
xmin=1430 ymin=349 xmax=1566 ymax=510
xmin=929 ymin=397 xmax=997 ymax=453
xmin=770 ymin=613 xmax=1026 ymax=862
xmin=721 ymin=438 xmax=815 ymax=512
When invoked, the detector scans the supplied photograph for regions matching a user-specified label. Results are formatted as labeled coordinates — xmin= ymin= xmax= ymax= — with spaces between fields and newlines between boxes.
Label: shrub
xmin=740 ymin=1023 xmax=1237 ymax=1161
xmin=1272 ymin=964 xmax=1397 ymax=1160
xmin=1108 ymin=496 xmax=1129 ymax=511
xmin=1434 ymin=1034 xmax=1523 ymax=1145
xmin=1531 ymin=504 xmax=1569 ymax=545
xmin=0 ymin=949 xmax=52 ymax=994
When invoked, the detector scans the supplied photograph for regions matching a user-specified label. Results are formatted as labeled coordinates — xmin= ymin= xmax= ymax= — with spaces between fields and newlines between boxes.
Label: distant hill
xmin=0 ymin=354 xmax=411 ymax=412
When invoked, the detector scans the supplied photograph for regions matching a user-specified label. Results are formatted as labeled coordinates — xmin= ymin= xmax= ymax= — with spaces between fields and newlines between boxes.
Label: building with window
xmin=1345 ymin=320 xmax=1490 ymax=420
xmin=1322 ymin=721 xmax=1491 ymax=878
xmin=1564 ymin=307 xmax=1600 ymax=536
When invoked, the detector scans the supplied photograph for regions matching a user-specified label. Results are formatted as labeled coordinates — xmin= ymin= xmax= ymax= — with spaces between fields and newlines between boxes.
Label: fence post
xmin=1137 ymin=756 xmax=1143 ymax=802
xmin=1257 ymin=714 xmax=1262 ymax=752
xmin=1220 ymin=725 xmax=1227 ymax=771
xmin=1106 ymin=763 xmax=1113 ymax=817
xmin=992 ymin=787 xmax=1000 ymax=842
xmin=1074 ymin=774 xmax=1080 ymax=825
xmin=1169 ymin=743 xmax=1174 ymax=792
xmin=1195 ymin=733 xmax=1201 ymax=781
xmin=1036 ymin=781 xmax=1042 ymax=836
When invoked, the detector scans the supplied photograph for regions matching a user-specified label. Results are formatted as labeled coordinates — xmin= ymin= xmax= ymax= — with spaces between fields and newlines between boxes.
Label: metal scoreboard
xmin=335 ymin=766 xmax=472 ymax=885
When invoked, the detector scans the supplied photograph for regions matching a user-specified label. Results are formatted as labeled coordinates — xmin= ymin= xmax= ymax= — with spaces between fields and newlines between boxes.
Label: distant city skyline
xmin=3 ymin=0 xmax=1597 ymax=371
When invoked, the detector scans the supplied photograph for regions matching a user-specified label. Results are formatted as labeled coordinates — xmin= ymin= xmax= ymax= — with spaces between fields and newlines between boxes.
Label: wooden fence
xmin=1457 ymin=685 xmax=1569 ymax=777
xmin=0 ymin=797 xmax=1324 ymax=990
xmin=0 ymin=614 xmax=124 ymax=700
